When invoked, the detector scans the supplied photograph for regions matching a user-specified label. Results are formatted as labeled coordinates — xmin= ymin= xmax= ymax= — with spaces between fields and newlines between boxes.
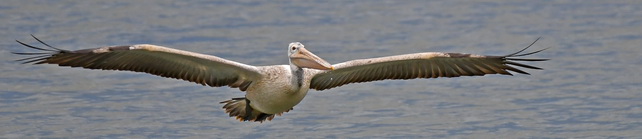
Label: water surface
xmin=1 ymin=0 xmax=641 ymax=138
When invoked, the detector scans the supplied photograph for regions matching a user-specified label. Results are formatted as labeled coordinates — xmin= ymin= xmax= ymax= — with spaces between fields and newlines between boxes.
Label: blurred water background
xmin=1 ymin=0 xmax=641 ymax=138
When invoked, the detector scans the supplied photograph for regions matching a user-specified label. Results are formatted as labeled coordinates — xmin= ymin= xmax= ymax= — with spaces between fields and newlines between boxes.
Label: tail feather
xmin=220 ymin=97 xmax=292 ymax=122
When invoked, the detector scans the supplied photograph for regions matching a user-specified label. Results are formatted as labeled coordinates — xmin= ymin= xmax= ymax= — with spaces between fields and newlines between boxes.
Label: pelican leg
xmin=220 ymin=97 xmax=277 ymax=122
xmin=244 ymin=98 xmax=253 ymax=121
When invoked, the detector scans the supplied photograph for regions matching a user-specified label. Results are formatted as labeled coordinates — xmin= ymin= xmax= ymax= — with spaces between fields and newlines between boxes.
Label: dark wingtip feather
xmin=505 ymin=61 xmax=543 ymax=70
xmin=512 ymin=47 xmax=550 ymax=57
xmin=504 ymin=58 xmax=549 ymax=61
xmin=504 ymin=37 xmax=541 ymax=57
xmin=14 ymin=55 xmax=49 ymax=62
xmin=11 ymin=52 xmax=55 ymax=55
xmin=21 ymin=57 xmax=50 ymax=64
xmin=31 ymin=34 xmax=65 ymax=51
xmin=15 ymin=40 xmax=56 ymax=52
xmin=500 ymin=37 xmax=548 ymax=75
xmin=13 ymin=35 xmax=67 ymax=64
xmin=501 ymin=38 xmax=549 ymax=61
xmin=504 ymin=66 xmax=530 ymax=75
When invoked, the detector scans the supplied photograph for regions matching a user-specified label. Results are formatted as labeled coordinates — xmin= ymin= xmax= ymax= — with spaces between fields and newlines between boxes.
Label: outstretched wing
xmin=310 ymin=38 xmax=548 ymax=90
xmin=13 ymin=35 xmax=262 ymax=91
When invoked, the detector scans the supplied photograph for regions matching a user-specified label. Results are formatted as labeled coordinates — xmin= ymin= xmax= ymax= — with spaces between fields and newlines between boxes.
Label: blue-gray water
xmin=1 ymin=0 xmax=641 ymax=138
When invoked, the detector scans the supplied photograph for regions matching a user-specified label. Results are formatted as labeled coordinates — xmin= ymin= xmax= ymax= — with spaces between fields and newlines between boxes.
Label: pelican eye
xmin=291 ymin=46 xmax=297 ymax=51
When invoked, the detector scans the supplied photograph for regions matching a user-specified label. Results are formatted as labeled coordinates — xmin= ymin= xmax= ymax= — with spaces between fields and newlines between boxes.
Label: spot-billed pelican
xmin=13 ymin=35 xmax=548 ymax=122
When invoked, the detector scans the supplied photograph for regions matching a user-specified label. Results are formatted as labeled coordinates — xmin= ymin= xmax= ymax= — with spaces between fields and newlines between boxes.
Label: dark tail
xmin=220 ymin=97 xmax=291 ymax=122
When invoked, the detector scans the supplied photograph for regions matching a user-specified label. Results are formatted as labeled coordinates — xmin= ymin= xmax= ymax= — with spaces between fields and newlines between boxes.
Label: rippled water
xmin=1 ymin=0 xmax=641 ymax=138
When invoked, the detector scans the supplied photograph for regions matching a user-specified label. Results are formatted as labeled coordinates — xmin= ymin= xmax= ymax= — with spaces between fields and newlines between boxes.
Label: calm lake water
xmin=1 ymin=0 xmax=641 ymax=138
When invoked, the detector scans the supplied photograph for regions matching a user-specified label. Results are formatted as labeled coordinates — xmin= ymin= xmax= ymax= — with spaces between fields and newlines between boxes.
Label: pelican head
xmin=288 ymin=42 xmax=334 ymax=70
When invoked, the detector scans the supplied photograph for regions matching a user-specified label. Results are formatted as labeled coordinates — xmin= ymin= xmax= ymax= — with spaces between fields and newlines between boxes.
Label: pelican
xmin=13 ymin=35 xmax=548 ymax=122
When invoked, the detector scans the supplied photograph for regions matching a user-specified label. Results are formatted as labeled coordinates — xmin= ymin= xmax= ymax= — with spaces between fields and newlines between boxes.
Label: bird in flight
xmin=13 ymin=35 xmax=548 ymax=122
